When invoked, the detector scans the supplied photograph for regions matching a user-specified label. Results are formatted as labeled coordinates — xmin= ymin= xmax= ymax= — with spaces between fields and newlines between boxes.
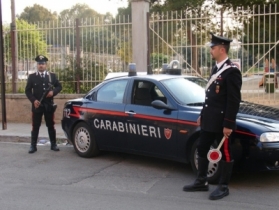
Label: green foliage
xmin=17 ymin=86 xmax=26 ymax=93
xmin=117 ymin=40 xmax=132 ymax=65
xmin=83 ymin=28 xmax=117 ymax=54
xmin=215 ymin=0 xmax=278 ymax=8
xmin=159 ymin=0 xmax=205 ymax=11
xmin=18 ymin=4 xmax=57 ymax=23
xmin=115 ymin=0 xmax=206 ymax=16
xmin=59 ymin=3 xmax=102 ymax=20
xmin=17 ymin=20 xmax=48 ymax=59
xmin=57 ymin=56 xmax=108 ymax=94
xmin=4 ymin=20 xmax=47 ymax=62
xmin=116 ymin=2 xmax=131 ymax=19
xmin=114 ymin=5 xmax=132 ymax=65
xmin=150 ymin=53 xmax=169 ymax=70
xmin=50 ymin=4 xmax=112 ymax=54
xmin=241 ymin=2 xmax=279 ymax=63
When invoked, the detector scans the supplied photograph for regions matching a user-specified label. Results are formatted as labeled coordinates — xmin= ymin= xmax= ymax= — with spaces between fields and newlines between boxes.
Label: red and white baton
xmin=207 ymin=136 xmax=226 ymax=163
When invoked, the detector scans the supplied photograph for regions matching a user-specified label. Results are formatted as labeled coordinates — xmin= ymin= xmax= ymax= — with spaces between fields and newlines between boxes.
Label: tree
xmin=149 ymin=1 xmax=207 ymax=74
xmin=59 ymin=3 xmax=102 ymax=20
xmin=58 ymin=3 xmax=108 ymax=50
xmin=114 ymin=3 xmax=133 ymax=66
xmin=117 ymin=40 xmax=132 ymax=65
xmin=243 ymin=3 xmax=279 ymax=66
xmin=113 ymin=0 xmax=210 ymax=74
xmin=57 ymin=56 xmax=107 ymax=93
xmin=154 ymin=0 xmax=205 ymax=10
xmin=4 ymin=20 xmax=47 ymax=62
xmin=215 ymin=0 xmax=278 ymax=8
xmin=116 ymin=2 xmax=131 ymax=18
xmin=215 ymin=0 xmax=279 ymax=67
xmin=150 ymin=53 xmax=168 ymax=71
xmin=18 ymin=4 xmax=57 ymax=23
xmin=83 ymin=28 xmax=117 ymax=54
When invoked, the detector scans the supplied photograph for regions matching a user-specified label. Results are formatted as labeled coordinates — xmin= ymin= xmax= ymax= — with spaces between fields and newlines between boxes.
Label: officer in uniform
xmin=25 ymin=55 xmax=62 ymax=154
xmin=183 ymin=33 xmax=242 ymax=200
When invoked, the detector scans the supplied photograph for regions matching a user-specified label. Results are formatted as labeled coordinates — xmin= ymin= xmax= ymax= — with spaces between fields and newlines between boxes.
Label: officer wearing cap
xmin=25 ymin=55 xmax=62 ymax=154
xmin=183 ymin=33 xmax=242 ymax=200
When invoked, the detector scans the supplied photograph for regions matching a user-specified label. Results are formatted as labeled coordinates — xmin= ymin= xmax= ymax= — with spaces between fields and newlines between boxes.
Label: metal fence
xmin=3 ymin=16 xmax=132 ymax=93
xmin=3 ymin=4 xmax=279 ymax=105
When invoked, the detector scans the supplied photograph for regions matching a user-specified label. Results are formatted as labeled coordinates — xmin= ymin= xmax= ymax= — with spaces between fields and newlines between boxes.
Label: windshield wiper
xmin=186 ymin=102 xmax=204 ymax=106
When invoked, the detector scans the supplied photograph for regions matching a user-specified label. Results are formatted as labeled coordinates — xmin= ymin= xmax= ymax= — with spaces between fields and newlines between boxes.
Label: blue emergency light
xmin=128 ymin=63 xmax=137 ymax=76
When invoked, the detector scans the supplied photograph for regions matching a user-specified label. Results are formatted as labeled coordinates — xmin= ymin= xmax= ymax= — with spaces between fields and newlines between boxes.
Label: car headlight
xmin=260 ymin=132 xmax=279 ymax=142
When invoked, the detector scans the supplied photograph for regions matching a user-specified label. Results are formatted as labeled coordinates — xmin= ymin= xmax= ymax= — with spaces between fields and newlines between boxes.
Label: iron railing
xmin=2 ymin=4 xmax=279 ymax=105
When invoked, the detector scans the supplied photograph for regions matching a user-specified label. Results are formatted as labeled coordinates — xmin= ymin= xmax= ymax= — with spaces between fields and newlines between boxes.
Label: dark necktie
xmin=211 ymin=65 xmax=218 ymax=75
xmin=41 ymin=73 xmax=44 ymax=78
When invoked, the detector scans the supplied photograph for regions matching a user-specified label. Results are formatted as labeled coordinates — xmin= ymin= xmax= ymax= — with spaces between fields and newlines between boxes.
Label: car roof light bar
xmin=163 ymin=60 xmax=182 ymax=75
xmin=128 ymin=63 xmax=137 ymax=76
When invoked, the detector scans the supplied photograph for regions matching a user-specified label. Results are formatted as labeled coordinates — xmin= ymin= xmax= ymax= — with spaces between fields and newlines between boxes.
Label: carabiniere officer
xmin=25 ymin=55 xmax=62 ymax=153
xmin=183 ymin=33 xmax=242 ymax=200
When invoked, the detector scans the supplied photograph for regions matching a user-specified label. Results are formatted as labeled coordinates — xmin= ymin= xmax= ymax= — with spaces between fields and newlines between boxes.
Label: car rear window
xmin=97 ymin=80 xmax=128 ymax=103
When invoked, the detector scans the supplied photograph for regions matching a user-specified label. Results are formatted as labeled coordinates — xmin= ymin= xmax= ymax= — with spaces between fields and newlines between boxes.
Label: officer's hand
xmin=46 ymin=91 xmax=53 ymax=98
xmin=197 ymin=116 xmax=201 ymax=126
xmin=34 ymin=100 xmax=40 ymax=108
xmin=223 ymin=127 xmax=232 ymax=138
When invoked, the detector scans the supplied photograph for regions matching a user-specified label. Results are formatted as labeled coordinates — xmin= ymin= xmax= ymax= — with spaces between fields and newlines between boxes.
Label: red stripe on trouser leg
xmin=31 ymin=112 xmax=36 ymax=131
xmin=31 ymin=112 xmax=34 ymax=131
xmin=223 ymin=137 xmax=231 ymax=162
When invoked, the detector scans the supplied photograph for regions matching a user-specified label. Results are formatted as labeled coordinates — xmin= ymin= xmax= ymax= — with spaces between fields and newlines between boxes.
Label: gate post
xmin=131 ymin=0 xmax=150 ymax=72
xmin=11 ymin=0 xmax=18 ymax=93
xmin=75 ymin=18 xmax=80 ymax=94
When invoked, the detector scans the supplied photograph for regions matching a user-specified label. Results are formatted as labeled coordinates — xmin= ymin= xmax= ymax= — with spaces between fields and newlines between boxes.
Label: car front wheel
xmin=190 ymin=138 xmax=221 ymax=184
xmin=72 ymin=122 xmax=99 ymax=158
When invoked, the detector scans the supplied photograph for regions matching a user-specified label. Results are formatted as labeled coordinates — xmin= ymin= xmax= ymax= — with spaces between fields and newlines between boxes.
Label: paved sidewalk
xmin=0 ymin=122 xmax=67 ymax=144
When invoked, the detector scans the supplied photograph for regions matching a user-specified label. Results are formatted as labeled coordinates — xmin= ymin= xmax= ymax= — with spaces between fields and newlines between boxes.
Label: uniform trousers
xmin=197 ymin=129 xmax=232 ymax=162
xmin=32 ymin=108 xmax=55 ymax=133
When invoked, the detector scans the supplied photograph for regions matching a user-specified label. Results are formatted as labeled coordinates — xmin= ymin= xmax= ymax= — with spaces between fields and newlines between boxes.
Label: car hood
xmin=237 ymin=101 xmax=279 ymax=130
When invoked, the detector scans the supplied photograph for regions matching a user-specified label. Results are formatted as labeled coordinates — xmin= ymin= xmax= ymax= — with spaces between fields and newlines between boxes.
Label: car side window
xmin=153 ymin=86 xmax=167 ymax=104
xmin=132 ymin=81 xmax=167 ymax=106
xmin=97 ymin=80 xmax=128 ymax=103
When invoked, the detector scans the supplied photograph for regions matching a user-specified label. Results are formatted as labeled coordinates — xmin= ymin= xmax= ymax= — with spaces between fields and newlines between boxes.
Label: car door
xmin=86 ymin=79 xmax=129 ymax=151
xmin=124 ymin=79 xmax=179 ymax=158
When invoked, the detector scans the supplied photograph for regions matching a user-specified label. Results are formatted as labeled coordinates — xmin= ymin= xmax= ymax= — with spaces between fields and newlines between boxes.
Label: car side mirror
xmin=151 ymin=100 xmax=174 ymax=110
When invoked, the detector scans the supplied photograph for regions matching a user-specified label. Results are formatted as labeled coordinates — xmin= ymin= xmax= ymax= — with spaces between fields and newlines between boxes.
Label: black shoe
xmin=51 ymin=145 xmax=60 ymax=151
xmin=209 ymin=185 xmax=229 ymax=200
xmin=28 ymin=146 xmax=37 ymax=154
xmin=183 ymin=178 xmax=209 ymax=192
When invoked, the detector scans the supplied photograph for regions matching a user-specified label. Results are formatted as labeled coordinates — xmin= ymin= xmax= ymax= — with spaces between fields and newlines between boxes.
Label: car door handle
xmin=125 ymin=111 xmax=136 ymax=115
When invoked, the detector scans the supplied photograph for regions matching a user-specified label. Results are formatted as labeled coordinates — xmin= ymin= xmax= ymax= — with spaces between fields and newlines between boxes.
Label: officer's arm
xmin=25 ymin=75 xmax=36 ymax=103
xmin=51 ymin=74 xmax=62 ymax=96
xmin=223 ymin=69 xmax=242 ymax=129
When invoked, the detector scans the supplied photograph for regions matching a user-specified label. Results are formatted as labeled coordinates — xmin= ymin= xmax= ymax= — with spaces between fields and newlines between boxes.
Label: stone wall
xmin=0 ymin=94 xmax=84 ymax=124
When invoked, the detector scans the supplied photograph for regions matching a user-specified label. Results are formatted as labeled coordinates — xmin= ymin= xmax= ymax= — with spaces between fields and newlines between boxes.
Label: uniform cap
xmin=210 ymin=32 xmax=232 ymax=47
xmin=35 ymin=55 xmax=48 ymax=62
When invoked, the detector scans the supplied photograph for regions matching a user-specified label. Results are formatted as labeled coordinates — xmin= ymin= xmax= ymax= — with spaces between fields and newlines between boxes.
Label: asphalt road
xmin=0 ymin=142 xmax=278 ymax=210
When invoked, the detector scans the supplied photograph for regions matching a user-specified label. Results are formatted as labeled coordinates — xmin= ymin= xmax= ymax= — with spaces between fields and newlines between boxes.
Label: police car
xmin=61 ymin=61 xmax=279 ymax=183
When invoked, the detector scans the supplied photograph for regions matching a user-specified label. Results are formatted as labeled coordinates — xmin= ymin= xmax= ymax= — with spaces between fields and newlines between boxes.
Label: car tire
xmin=190 ymin=138 xmax=221 ymax=184
xmin=72 ymin=122 xmax=99 ymax=158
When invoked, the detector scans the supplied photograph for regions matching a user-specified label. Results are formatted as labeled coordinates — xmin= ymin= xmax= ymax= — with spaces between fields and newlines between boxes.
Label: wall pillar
xmin=131 ymin=0 xmax=150 ymax=72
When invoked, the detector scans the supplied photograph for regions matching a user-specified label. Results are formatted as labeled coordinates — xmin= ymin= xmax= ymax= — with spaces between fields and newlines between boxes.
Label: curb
xmin=0 ymin=135 xmax=68 ymax=144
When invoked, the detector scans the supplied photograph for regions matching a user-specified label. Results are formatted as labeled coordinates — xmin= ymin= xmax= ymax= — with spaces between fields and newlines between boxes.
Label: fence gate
xmin=3 ymin=4 xmax=279 ymax=106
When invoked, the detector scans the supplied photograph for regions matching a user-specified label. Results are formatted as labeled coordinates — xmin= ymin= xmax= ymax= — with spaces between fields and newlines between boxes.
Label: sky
xmin=1 ymin=0 xmax=128 ymax=24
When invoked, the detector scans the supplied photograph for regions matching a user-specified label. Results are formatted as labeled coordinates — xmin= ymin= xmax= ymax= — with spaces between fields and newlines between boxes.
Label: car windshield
xmin=161 ymin=77 xmax=205 ymax=105
xmin=185 ymin=77 xmax=208 ymax=88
